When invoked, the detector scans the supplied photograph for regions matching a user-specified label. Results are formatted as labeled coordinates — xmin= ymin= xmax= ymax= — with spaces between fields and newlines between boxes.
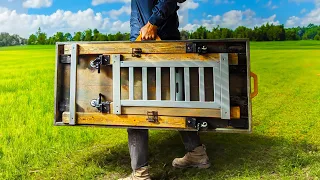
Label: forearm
xmin=148 ymin=0 xmax=178 ymax=27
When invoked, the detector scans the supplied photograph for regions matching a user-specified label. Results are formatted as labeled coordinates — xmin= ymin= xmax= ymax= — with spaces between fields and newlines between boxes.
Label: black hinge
xmin=90 ymin=55 xmax=110 ymax=73
xmin=90 ymin=93 xmax=110 ymax=113
xmin=132 ymin=48 xmax=142 ymax=57
xmin=147 ymin=111 xmax=158 ymax=123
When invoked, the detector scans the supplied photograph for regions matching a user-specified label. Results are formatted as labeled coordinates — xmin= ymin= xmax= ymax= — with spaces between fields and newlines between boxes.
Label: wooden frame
xmin=54 ymin=39 xmax=256 ymax=133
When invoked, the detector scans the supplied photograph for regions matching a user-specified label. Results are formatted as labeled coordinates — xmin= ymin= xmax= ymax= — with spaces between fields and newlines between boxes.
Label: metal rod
xmin=69 ymin=44 xmax=78 ymax=125
xmin=156 ymin=67 xmax=161 ymax=100
xmin=142 ymin=67 xmax=148 ymax=100
xmin=120 ymin=61 xmax=219 ymax=68
xmin=129 ymin=67 xmax=134 ymax=100
xmin=112 ymin=54 xmax=121 ymax=114
xmin=170 ymin=67 xmax=176 ymax=101
xmin=199 ymin=67 xmax=205 ymax=102
xmin=184 ymin=67 xmax=190 ymax=101
xmin=121 ymin=100 xmax=220 ymax=109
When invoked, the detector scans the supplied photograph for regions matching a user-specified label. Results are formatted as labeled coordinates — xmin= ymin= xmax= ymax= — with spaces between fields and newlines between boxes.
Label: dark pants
xmin=127 ymin=128 xmax=201 ymax=170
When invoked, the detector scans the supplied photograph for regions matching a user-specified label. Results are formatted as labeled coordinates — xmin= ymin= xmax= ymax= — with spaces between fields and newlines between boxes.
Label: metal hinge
xmin=90 ymin=93 xmax=110 ymax=113
xmin=147 ymin=111 xmax=158 ymax=123
xmin=132 ymin=48 xmax=142 ymax=57
xmin=90 ymin=55 xmax=110 ymax=73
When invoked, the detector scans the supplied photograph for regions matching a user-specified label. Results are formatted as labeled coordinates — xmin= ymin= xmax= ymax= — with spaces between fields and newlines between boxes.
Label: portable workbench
xmin=54 ymin=38 xmax=258 ymax=133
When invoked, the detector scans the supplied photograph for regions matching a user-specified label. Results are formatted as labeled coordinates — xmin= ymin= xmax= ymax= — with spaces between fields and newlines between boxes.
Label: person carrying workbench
xmin=118 ymin=0 xmax=211 ymax=179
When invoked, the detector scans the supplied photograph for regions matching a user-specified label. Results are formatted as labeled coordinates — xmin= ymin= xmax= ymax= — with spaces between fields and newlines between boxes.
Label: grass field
xmin=0 ymin=41 xmax=320 ymax=180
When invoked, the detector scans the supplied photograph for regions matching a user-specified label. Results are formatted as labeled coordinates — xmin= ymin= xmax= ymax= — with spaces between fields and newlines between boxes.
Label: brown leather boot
xmin=172 ymin=144 xmax=211 ymax=169
xmin=118 ymin=166 xmax=151 ymax=180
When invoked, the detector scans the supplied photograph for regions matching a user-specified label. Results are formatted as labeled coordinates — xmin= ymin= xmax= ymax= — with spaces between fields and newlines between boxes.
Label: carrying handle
xmin=250 ymin=72 xmax=258 ymax=99
xmin=136 ymin=33 xmax=161 ymax=41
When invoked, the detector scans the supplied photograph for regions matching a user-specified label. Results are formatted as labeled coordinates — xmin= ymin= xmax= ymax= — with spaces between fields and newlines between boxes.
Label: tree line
xmin=1 ymin=23 xmax=320 ymax=47
xmin=0 ymin=33 xmax=27 ymax=47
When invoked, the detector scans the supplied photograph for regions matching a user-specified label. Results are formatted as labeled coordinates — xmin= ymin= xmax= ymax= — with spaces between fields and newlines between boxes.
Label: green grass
xmin=0 ymin=41 xmax=320 ymax=180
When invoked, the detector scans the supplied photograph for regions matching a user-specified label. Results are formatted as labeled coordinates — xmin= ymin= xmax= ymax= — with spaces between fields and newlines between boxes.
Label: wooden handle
xmin=136 ymin=34 xmax=161 ymax=41
xmin=250 ymin=72 xmax=258 ymax=99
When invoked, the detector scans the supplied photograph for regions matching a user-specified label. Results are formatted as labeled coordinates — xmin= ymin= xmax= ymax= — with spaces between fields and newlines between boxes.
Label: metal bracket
xmin=90 ymin=93 xmax=110 ymax=113
xmin=147 ymin=111 xmax=158 ymax=123
xmin=132 ymin=48 xmax=142 ymax=57
xmin=186 ymin=117 xmax=208 ymax=131
xmin=59 ymin=55 xmax=71 ymax=64
xmin=90 ymin=55 xmax=110 ymax=73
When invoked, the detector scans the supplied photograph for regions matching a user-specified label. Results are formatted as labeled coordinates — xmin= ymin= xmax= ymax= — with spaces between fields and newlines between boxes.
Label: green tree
xmin=93 ymin=29 xmax=100 ymax=41
xmin=64 ymin=33 xmax=72 ymax=41
xmin=28 ymin=34 xmax=37 ymax=45
xmin=84 ymin=29 xmax=92 ymax=41
xmin=314 ymin=34 xmax=320 ymax=40
xmin=73 ymin=32 xmax=82 ymax=41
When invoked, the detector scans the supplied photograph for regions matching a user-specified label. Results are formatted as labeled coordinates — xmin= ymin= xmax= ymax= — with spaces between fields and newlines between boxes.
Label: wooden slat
xmin=62 ymin=112 xmax=186 ymax=128
xmin=229 ymin=53 xmax=239 ymax=65
xmin=64 ymin=42 xmax=186 ymax=55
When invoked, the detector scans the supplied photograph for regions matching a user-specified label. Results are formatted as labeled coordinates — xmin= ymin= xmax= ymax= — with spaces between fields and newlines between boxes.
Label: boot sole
xmin=172 ymin=163 xmax=211 ymax=169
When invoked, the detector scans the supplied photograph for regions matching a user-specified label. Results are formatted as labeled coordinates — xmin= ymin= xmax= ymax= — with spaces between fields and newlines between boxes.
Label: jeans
xmin=127 ymin=128 xmax=202 ymax=170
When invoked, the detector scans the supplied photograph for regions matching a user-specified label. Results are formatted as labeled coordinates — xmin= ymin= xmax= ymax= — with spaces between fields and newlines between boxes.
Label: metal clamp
xmin=90 ymin=93 xmax=110 ymax=113
xmin=90 ymin=55 xmax=110 ymax=73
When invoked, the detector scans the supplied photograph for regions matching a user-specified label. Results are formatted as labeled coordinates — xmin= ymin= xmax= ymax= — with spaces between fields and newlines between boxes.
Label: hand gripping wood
xmin=136 ymin=34 xmax=161 ymax=41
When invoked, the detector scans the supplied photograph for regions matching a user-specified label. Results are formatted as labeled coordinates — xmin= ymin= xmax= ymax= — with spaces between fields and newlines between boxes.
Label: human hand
xmin=140 ymin=21 xmax=158 ymax=40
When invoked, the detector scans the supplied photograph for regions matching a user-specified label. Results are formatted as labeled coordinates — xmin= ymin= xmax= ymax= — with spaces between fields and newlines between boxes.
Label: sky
xmin=0 ymin=0 xmax=320 ymax=38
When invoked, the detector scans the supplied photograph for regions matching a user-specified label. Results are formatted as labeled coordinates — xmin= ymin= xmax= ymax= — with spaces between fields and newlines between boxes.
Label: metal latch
xmin=147 ymin=111 xmax=158 ymax=123
xmin=90 ymin=55 xmax=110 ymax=73
xmin=186 ymin=43 xmax=208 ymax=54
xmin=90 ymin=93 xmax=110 ymax=113
xmin=132 ymin=48 xmax=142 ymax=57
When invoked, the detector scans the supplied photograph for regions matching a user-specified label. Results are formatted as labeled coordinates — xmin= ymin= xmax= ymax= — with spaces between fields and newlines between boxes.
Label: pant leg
xmin=127 ymin=128 xmax=149 ymax=170
xmin=179 ymin=131 xmax=202 ymax=152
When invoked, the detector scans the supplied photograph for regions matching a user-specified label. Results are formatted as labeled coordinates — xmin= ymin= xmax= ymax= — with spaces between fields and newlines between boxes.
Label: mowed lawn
xmin=0 ymin=41 xmax=320 ymax=180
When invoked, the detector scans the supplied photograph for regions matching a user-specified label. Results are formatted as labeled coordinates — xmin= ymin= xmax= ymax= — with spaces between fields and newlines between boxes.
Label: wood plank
xmin=229 ymin=53 xmax=238 ymax=65
xmin=65 ymin=42 xmax=186 ymax=55
xmin=62 ymin=112 xmax=186 ymax=128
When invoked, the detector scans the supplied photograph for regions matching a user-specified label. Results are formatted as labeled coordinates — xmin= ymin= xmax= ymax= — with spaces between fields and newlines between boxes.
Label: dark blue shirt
xmin=130 ymin=0 xmax=181 ymax=41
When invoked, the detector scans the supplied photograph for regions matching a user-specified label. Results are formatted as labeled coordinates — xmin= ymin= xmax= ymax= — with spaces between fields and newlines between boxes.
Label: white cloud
xmin=300 ymin=8 xmax=307 ymax=14
xmin=181 ymin=9 xmax=280 ymax=32
xmin=179 ymin=0 xmax=199 ymax=11
xmin=286 ymin=0 xmax=320 ymax=27
xmin=108 ymin=5 xmax=131 ymax=19
xmin=92 ymin=0 xmax=130 ymax=6
xmin=0 ymin=7 xmax=129 ymax=38
xmin=177 ymin=0 xmax=200 ymax=29
xmin=214 ymin=0 xmax=235 ymax=4
xmin=22 ymin=0 xmax=52 ymax=8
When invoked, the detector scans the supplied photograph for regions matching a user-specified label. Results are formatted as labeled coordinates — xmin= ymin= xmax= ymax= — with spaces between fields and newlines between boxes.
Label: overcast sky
xmin=1 ymin=0 xmax=320 ymax=38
